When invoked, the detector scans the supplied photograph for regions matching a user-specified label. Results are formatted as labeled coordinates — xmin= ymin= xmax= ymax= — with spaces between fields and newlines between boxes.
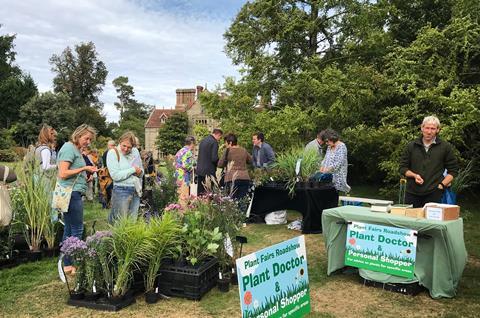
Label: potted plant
xmin=84 ymin=231 xmax=112 ymax=300
xmin=143 ymin=213 xmax=181 ymax=304
xmin=16 ymin=163 xmax=54 ymax=260
xmin=275 ymin=148 xmax=303 ymax=197
xmin=42 ymin=220 xmax=58 ymax=257
xmin=60 ymin=236 xmax=88 ymax=299
xmin=110 ymin=216 xmax=150 ymax=301
xmin=299 ymin=149 xmax=321 ymax=188
xmin=95 ymin=233 xmax=115 ymax=298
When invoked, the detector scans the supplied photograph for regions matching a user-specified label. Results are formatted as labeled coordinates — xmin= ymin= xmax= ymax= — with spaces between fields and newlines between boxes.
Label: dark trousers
xmin=405 ymin=189 xmax=443 ymax=208
xmin=226 ymin=180 xmax=250 ymax=200
xmin=197 ymin=174 xmax=216 ymax=196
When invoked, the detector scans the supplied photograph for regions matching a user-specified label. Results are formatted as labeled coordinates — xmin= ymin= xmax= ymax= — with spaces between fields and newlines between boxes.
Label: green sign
xmin=345 ymin=222 xmax=417 ymax=278
xmin=236 ymin=236 xmax=310 ymax=318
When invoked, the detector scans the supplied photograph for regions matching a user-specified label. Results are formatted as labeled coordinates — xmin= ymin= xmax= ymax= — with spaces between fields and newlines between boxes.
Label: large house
xmin=144 ymin=85 xmax=218 ymax=159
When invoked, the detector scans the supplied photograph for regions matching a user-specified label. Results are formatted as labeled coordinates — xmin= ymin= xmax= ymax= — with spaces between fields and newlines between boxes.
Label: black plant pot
xmin=217 ymin=278 xmax=230 ymax=292
xmin=108 ymin=295 xmax=125 ymax=305
xmin=84 ymin=292 xmax=101 ymax=301
xmin=69 ymin=291 xmax=85 ymax=300
xmin=230 ymin=272 xmax=238 ymax=285
xmin=145 ymin=291 xmax=159 ymax=304
xmin=295 ymin=182 xmax=306 ymax=189
xmin=26 ymin=250 xmax=43 ymax=262
xmin=42 ymin=248 xmax=56 ymax=258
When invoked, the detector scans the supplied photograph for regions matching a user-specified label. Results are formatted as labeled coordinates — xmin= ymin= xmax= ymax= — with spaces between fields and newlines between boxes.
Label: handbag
xmin=51 ymin=174 xmax=80 ymax=213
xmin=0 ymin=166 xmax=13 ymax=227
xmin=190 ymin=169 xmax=197 ymax=197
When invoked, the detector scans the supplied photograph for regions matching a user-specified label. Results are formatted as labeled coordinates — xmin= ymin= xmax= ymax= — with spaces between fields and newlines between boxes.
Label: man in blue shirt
xmin=252 ymin=132 xmax=275 ymax=168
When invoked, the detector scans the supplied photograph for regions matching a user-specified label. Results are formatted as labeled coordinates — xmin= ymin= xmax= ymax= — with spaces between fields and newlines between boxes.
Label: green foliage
xmin=144 ymin=213 xmax=182 ymax=292
xmin=178 ymin=211 xmax=222 ymax=266
xmin=155 ymin=112 xmax=188 ymax=155
xmin=14 ymin=156 xmax=55 ymax=251
xmin=109 ymin=217 xmax=151 ymax=297
xmin=0 ymin=128 xmax=15 ymax=150
xmin=50 ymin=41 xmax=108 ymax=109
xmin=193 ymin=124 xmax=210 ymax=141
xmin=151 ymin=158 xmax=178 ymax=211
xmin=15 ymin=92 xmax=75 ymax=146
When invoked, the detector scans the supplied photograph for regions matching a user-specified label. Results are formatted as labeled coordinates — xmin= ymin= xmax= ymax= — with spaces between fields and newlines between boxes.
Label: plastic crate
xmin=362 ymin=278 xmax=425 ymax=296
xmin=158 ymin=257 xmax=219 ymax=300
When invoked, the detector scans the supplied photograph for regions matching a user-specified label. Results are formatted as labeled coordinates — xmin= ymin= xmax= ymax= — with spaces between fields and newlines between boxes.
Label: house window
xmin=160 ymin=115 xmax=167 ymax=123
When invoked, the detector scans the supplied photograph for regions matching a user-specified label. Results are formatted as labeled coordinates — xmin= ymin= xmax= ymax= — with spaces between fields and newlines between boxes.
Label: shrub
xmin=0 ymin=149 xmax=18 ymax=162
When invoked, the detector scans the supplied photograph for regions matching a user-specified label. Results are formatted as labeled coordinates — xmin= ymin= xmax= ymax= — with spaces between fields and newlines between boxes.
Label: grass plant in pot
xmin=275 ymin=147 xmax=303 ymax=197
xmin=16 ymin=161 xmax=54 ymax=261
xmin=299 ymin=149 xmax=321 ymax=188
xmin=110 ymin=216 xmax=150 ymax=303
xmin=42 ymin=220 xmax=58 ymax=258
xmin=143 ymin=213 xmax=181 ymax=304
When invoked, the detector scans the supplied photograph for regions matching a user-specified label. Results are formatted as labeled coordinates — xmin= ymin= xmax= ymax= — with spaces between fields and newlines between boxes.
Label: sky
xmin=0 ymin=0 xmax=246 ymax=122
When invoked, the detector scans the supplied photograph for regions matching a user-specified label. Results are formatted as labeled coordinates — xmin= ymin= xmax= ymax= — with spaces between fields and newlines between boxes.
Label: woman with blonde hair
xmin=107 ymin=131 xmax=144 ymax=224
xmin=34 ymin=124 xmax=57 ymax=171
xmin=57 ymin=124 xmax=98 ymax=273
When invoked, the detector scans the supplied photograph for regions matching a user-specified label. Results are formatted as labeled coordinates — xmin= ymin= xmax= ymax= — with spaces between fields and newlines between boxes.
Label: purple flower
xmin=60 ymin=236 xmax=87 ymax=257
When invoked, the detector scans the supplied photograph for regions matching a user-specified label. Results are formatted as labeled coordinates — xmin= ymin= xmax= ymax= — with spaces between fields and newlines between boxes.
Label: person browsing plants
xmin=320 ymin=129 xmax=350 ymax=194
xmin=107 ymin=131 xmax=144 ymax=224
xmin=56 ymin=124 xmax=98 ymax=274
xmin=399 ymin=115 xmax=459 ymax=208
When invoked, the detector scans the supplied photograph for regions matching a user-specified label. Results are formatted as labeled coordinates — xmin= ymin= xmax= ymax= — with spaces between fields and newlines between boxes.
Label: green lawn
xmin=0 ymin=185 xmax=479 ymax=317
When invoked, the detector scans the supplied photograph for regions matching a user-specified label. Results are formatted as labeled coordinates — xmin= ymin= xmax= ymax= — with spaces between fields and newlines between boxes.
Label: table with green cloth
xmin=322 ymin=205 xmax=468 ymax=299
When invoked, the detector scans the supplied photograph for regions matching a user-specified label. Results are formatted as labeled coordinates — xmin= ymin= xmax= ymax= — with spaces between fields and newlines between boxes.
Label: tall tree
xmin=49 ymin=42 xmax=108 ymax=109
xmin=0 ymin=27 xmax=38 ymax=128
xmin=112 ymin=75 xmax=153 ymax=144
xmin=155 ymin=112 xmax=188 ymax=155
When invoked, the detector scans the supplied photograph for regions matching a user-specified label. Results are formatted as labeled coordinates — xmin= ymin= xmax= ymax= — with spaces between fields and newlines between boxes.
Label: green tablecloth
xmin=322 ymin=206 xmax=468 ymax=298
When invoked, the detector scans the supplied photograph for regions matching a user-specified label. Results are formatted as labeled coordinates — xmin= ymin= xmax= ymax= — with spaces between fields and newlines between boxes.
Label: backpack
xmin=98 ymin=148 xmax=120 ymax=198
xmin=0 ymin=166 xmax=13 ymax=227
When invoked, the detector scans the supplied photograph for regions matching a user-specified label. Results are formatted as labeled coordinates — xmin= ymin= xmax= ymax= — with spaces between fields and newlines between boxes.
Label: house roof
xmin=145 ymin=108 xmax=176 ymax=128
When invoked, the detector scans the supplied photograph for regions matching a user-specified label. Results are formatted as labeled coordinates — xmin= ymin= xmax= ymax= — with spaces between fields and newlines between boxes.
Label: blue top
xmin=252 ymin=142 xmax=275 ymax=168
xmin=321 ymin=142 xmax=350 ymax=193
xmin=56 ymin=142 xmax=87 ymax=193
xmin=106 ymin=146 xmax=144 ymax=188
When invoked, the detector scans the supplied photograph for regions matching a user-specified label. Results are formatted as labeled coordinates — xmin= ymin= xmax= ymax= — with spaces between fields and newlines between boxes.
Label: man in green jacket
xmin=399 ymin=115 xmax=459 ymax=208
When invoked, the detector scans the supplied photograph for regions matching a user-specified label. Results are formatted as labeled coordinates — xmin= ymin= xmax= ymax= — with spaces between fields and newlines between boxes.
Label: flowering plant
xmin=60 ymin=236 xmax=87 ymax=262
xmin=84 ymin=231 xmax=113 ymax=294
xmin=165 ymin=203 xmax=184 ymax=212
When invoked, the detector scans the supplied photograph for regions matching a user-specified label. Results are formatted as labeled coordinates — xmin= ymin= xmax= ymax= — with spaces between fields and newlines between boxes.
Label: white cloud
xmin=0 ymin=0 xmax=242 ymax=122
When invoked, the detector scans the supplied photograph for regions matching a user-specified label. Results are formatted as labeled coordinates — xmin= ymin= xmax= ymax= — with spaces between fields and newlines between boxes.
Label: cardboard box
xmin=424 ymin=203 xmax=460 ymax=221
xmin=390 ymin=204 xmax=413 ymax=216
xmin=405 ymin=208 xmax=425 ymax=218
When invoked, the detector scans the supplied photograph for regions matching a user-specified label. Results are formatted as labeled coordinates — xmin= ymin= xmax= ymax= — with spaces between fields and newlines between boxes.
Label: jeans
xmin=109 ymin=185 xmax=140 ymax=224
xmin=226 ymin=180 xmax=251 ymax=213
xmin=62 ymin=191 xmax=84 ymax=266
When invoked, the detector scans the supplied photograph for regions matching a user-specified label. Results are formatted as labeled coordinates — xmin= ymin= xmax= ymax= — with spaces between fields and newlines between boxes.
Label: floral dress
xmin=174 ymin=146 xmax=195 ymax=186
xmin=321 ymin=142 xmax=351 ymax=193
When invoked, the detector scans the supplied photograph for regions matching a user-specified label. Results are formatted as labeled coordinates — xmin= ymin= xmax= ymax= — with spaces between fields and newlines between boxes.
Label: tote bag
xmin=51 ymin=174 xmax=80 ymax=213
xmin=190 ymin=169 xmax=197 ymax=197
xmin=0 ymin=166 xmax=13 ymax=227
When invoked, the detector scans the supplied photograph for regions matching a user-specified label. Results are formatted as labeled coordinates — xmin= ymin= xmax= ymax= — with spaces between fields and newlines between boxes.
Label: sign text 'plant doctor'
xmin=345 ymin=222 xmax=417 ymax=278
xmin=236 ymin=235 xmax=310 ymax=318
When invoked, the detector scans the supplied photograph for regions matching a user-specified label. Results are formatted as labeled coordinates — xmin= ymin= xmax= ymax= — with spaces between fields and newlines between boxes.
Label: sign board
xmin=345 ymin=222 xmax=417 ymax=278
xmin=236 ymin=236 xmax=310 ymax=318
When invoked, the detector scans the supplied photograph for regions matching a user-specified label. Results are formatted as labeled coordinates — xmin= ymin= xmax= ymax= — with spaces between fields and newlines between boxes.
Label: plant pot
xmin=230 ymin=272 xmax=238 ymax=285
xmin=295 ymin=182 xmax=306 ymax=189
xmin=42 ymin=248 xmax=56 ymax=258
xmin=217 ymin=278 xmax=230 ymax=292
xmin=84 ymin=292 xmax=101 ymax=301
xmin=145 ymin=291 xmax=159 ymax=304
xmin=108 ymin=295 xmax=125 ymax=305
xmin=26 ymin=250 xmax=43 ymax=262
xmin=69 ymin=291 xmax=85 ymax=300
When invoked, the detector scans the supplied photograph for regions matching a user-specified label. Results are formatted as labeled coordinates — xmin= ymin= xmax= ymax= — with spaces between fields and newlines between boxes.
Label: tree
xmin=0 ymin=27 xmax=38 ymax=128
xmin=112 ymin=76 xmax=153 ymax=144
xmin=155 ymin=112 xmax=188 ymax=155
xmin=49 ymin=42 xmax=108 ymax=109
xmin=15 ymin=92 xmax=75 ymax=146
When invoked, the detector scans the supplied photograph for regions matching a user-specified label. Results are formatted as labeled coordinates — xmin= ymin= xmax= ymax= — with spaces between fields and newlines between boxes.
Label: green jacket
xmin=399 ymin=137 xmax=458 ymax=195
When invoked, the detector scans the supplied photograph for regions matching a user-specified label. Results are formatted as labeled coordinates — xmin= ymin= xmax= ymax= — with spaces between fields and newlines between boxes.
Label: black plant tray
xmin=361 ymin=278 xmax=425 ymax=296
xmin=158 ymin=257 xmax=219 ymax=300
xmin=67 ymin=295 xmax=135 ymax=311
xmin=0 ymin=258 xmax=16 ymax=270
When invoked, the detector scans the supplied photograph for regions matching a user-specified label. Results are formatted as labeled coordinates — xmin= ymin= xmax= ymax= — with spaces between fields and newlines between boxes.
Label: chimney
xmin=196 ymin=85 xmax=204 ymax=99
xmin=175 ymin=88 xmax=196 ymax=111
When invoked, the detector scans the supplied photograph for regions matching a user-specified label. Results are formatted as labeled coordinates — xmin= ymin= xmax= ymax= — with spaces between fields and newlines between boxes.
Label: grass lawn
xmin=0 ymin=186 xmax=479 ymax=317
